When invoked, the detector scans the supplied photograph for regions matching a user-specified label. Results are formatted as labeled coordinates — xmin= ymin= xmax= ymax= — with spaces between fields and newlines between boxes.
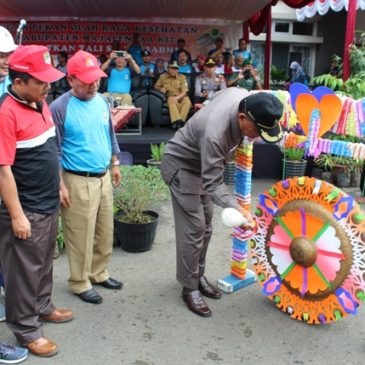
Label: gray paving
xmin=1 ymin=178 xmax=364 ymax=365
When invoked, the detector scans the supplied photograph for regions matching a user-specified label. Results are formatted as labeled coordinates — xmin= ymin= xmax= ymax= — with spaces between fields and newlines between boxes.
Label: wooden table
xmin=111 ymin=107 xmax=142 ymax=135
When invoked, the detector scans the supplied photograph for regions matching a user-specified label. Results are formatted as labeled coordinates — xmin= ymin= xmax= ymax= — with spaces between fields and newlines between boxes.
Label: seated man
xmin=208 ymin=37 xmax=231 ymax=63
xmin=154 ymin=61 xmax=192 ymax=130
xmin=170 ymin=38 xmax=192 ymax=64
xmin=214 ymin=52 xmax=232 ymax=76
xmin=101 ymin=50 xmax=140 ymax=106
xmin=231 ymin=54 xmax=244 ymax=73
xmin=232 ymin=38 xmax=252 ymax=61
xmin=194 ymin=58 xmax=226 ymax=104
xmin=140 ymin=49 xmax=155 ymax=89
xmin=227 ymin=59 xmax=262 ymax=91
xmin=177 ymin=50 xmax=193 ymax=74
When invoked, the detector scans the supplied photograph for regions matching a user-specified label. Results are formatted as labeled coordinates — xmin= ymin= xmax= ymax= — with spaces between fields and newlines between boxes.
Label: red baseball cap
xmin=67 ymin=50 xmax=107 ymax=83
xmin=9 ymin=45 xmax=64 ymax=83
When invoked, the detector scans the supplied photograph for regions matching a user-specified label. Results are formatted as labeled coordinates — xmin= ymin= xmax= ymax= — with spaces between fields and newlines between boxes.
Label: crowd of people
xmin=0 ymin=27 xmax=286 ymax=363
xmin=0 ymin=27 xmax=123 ymax=362
xmin=44 ymin=34 xmax=318 ymax=132
xmin=49 ymin=35 xmax=266 ymax=130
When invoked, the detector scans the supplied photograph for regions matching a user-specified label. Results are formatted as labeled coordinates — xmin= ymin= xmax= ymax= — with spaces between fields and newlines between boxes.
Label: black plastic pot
xmin=114 ymin=210 xmax=159 ymax=252
xmin=283 ymin=159 xmax=307 ymax=178
xmin=146 ymin=159 xmax=161 ymax=170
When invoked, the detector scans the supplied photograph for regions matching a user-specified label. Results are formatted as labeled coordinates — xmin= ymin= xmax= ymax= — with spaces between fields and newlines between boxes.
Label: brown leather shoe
xmin=198 ymin=276 xmax=222 ymax=299
xmin=24 ymin=337 xmax=58 ymax=357
xmin=182 ymin=288 xmax=212 ymax=317
xmin=40 ymin=308 xmax=73 ymax=323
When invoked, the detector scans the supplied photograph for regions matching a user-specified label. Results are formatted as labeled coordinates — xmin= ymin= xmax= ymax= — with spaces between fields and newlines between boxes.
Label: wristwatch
xmin=111 ymin=160 xmax=120 ymax=166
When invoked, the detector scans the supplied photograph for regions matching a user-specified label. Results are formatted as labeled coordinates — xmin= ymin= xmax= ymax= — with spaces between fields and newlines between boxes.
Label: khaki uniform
xmin=155 ymin=73 xmax=192 ymax=123
xmin=161 ymin=88 xmax=249 ymax=289
xmin=103 ymin=92 xmax=133 ymax=106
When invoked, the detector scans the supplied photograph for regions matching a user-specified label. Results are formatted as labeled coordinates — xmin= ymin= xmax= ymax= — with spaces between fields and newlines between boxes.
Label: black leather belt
xmin=64 ymin=169 xmax=107 ymax=178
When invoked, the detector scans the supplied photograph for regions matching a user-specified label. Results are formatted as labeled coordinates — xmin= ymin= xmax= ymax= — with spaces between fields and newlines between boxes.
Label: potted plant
xmin=315 ymin=133 xmax=364 ymax=187
xmin=147 ymin=142 xmax=165 ymax=169
xmin=282 ymin=133 xmax=307 ymax=179
xmin=113 ymin=165 xmax=169 ymax=252
xmin=314 ymin=153 xmax=334 ymax=183
xmin=270 ymin=65 xmax=287 ymax=90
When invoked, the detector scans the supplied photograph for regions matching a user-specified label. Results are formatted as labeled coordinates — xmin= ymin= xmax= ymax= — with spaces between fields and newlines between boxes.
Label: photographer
xmin=101 ymin=50 xmax=140 ymax=106
xmin=227 ymin=59 xmax=262 ymax=91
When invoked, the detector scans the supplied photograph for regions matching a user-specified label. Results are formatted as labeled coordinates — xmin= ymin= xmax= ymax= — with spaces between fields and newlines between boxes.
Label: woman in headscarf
xmin=289 ymin=61 xmax=308 ymax=85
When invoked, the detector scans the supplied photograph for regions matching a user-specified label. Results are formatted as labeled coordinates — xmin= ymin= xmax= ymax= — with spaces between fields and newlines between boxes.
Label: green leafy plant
xmin=56 ymin=218 xmax=64 ymax=251
xmin=313 ymin=31 xmax=365 ymax=99
xmin=324 ymin=132 xmax=361 ymax=143
xmin=315 ymin=153 xmax=362 ymax=174
xmin=150 ymin=142 xmax=165 ymax=161
xmin=113 ymin=165 xmax=169 ymax=224
xmin=270 ymin=65 xmax=287 ymax=84
xmin=284 ymin=147 xmax=305 ymax=161
xmin=314 ymin=153 xmax=334 ymax=171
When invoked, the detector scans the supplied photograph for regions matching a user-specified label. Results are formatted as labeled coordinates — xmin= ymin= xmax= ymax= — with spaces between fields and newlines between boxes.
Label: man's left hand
xmin=111 ymin=166 xmax=122 ymax=187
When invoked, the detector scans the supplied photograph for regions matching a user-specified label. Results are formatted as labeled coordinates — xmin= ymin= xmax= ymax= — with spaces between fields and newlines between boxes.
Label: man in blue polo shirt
xmin=51 ymin=50 xmax=122 ymax=305
xmin=101 ymin=50 xmax=140 ymax=105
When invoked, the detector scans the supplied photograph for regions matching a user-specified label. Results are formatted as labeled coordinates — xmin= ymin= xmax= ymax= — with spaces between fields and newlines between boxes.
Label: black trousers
xmin=0 ymin=206 xmax=58 ymax=344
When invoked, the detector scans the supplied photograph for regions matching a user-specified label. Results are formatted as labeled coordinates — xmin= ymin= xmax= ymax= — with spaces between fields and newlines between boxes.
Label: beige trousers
xmin=167 ymin=96 xmax=192 ymax=123
xmin=104 ymin=92 xmax=133 ymax=106
xmin=61 ymin=171 xmax=113 ymax=293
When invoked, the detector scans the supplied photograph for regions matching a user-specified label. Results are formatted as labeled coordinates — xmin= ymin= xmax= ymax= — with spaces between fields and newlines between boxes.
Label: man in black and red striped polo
xmin=0 ymin=45 xmax=73 ymax=358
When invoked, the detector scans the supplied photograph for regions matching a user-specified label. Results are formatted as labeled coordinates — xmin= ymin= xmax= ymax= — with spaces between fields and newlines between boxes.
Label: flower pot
xmin=283 ymin=159 xmax=307 ymax=179
xmin=332 ymin=165 xmax=350 ymax=188
xmin=114 ymin=210 xmax=159 ymax=252
xmin=146 ymin=159 xmax=161 ymax=170
xmin=321 ymin=171 xmax=332 ymax=183
xmin=351 ymin=171 xmax=361 ymax=188
xmin=223 ymin=161 xmax=235 ymax=185
xmin=311 ymin=167 xmax=323 ymax=179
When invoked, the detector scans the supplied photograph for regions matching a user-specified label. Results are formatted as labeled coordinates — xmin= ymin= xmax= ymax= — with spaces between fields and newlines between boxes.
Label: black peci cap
xmin=242 ymin=93 xmax=284 ymax=143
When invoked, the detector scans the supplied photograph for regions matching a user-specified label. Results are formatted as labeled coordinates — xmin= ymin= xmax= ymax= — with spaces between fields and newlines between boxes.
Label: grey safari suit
xmin=161 ymin=87 xmax=249 ymax=289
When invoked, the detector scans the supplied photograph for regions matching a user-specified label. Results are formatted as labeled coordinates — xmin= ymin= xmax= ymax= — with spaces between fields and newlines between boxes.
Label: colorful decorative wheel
xmin=250 ymin=176 xmax=365 ymax=324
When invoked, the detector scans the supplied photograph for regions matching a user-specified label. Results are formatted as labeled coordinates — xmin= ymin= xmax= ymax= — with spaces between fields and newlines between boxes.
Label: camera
xmin=115 ymin=51 xmax=126 ymax=57
xmin=243 ymin=69 xmax=252 ymax=80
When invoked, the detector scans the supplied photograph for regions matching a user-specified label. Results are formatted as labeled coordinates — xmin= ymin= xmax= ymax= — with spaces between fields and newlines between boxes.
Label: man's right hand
xmin=238 ymin=207 xmax=255 ymax=228
xmin=12 ymin=214 xmax=31 ymax=240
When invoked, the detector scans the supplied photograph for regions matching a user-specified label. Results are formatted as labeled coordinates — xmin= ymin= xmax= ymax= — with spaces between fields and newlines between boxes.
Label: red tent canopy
xmin=246 ymin=0 xmax=357 ymax=87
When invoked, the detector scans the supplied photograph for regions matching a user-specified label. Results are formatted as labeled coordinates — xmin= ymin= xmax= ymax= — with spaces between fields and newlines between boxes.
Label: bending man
xmin=161 ymin=88 xmax=283 ymax=317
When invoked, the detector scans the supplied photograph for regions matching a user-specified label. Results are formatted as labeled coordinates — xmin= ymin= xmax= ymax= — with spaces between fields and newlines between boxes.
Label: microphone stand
xmin=18 ymin=28 xmax=24 ymax=45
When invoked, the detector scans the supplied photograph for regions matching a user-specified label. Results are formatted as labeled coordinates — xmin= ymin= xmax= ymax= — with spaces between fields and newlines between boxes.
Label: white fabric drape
xmin=296 ymin=0 xmax=365 ymax=21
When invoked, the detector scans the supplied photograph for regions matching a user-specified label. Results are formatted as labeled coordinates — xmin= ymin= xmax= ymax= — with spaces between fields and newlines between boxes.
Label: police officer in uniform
xmin=161 ymin=88 xmax=284 ymax=317
xmin=154 ymin=61 xmax=192 ymax=129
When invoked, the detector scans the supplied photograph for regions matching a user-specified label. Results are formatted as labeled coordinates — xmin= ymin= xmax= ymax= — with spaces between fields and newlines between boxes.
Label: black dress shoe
xmin=198 ymin=276 xmax=222 ymax=299
xmin=171 ymin=122 xmax=179 ymax=130
xmin=95 ymin=277 xmax=123 ymax=290
xmin=176 ymin=120 xmax=185 ymax=129
xmin=182 ymin=288 xmax=212 ymax=317
xmin=77 ymin=288 xmax=103 ymax=304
